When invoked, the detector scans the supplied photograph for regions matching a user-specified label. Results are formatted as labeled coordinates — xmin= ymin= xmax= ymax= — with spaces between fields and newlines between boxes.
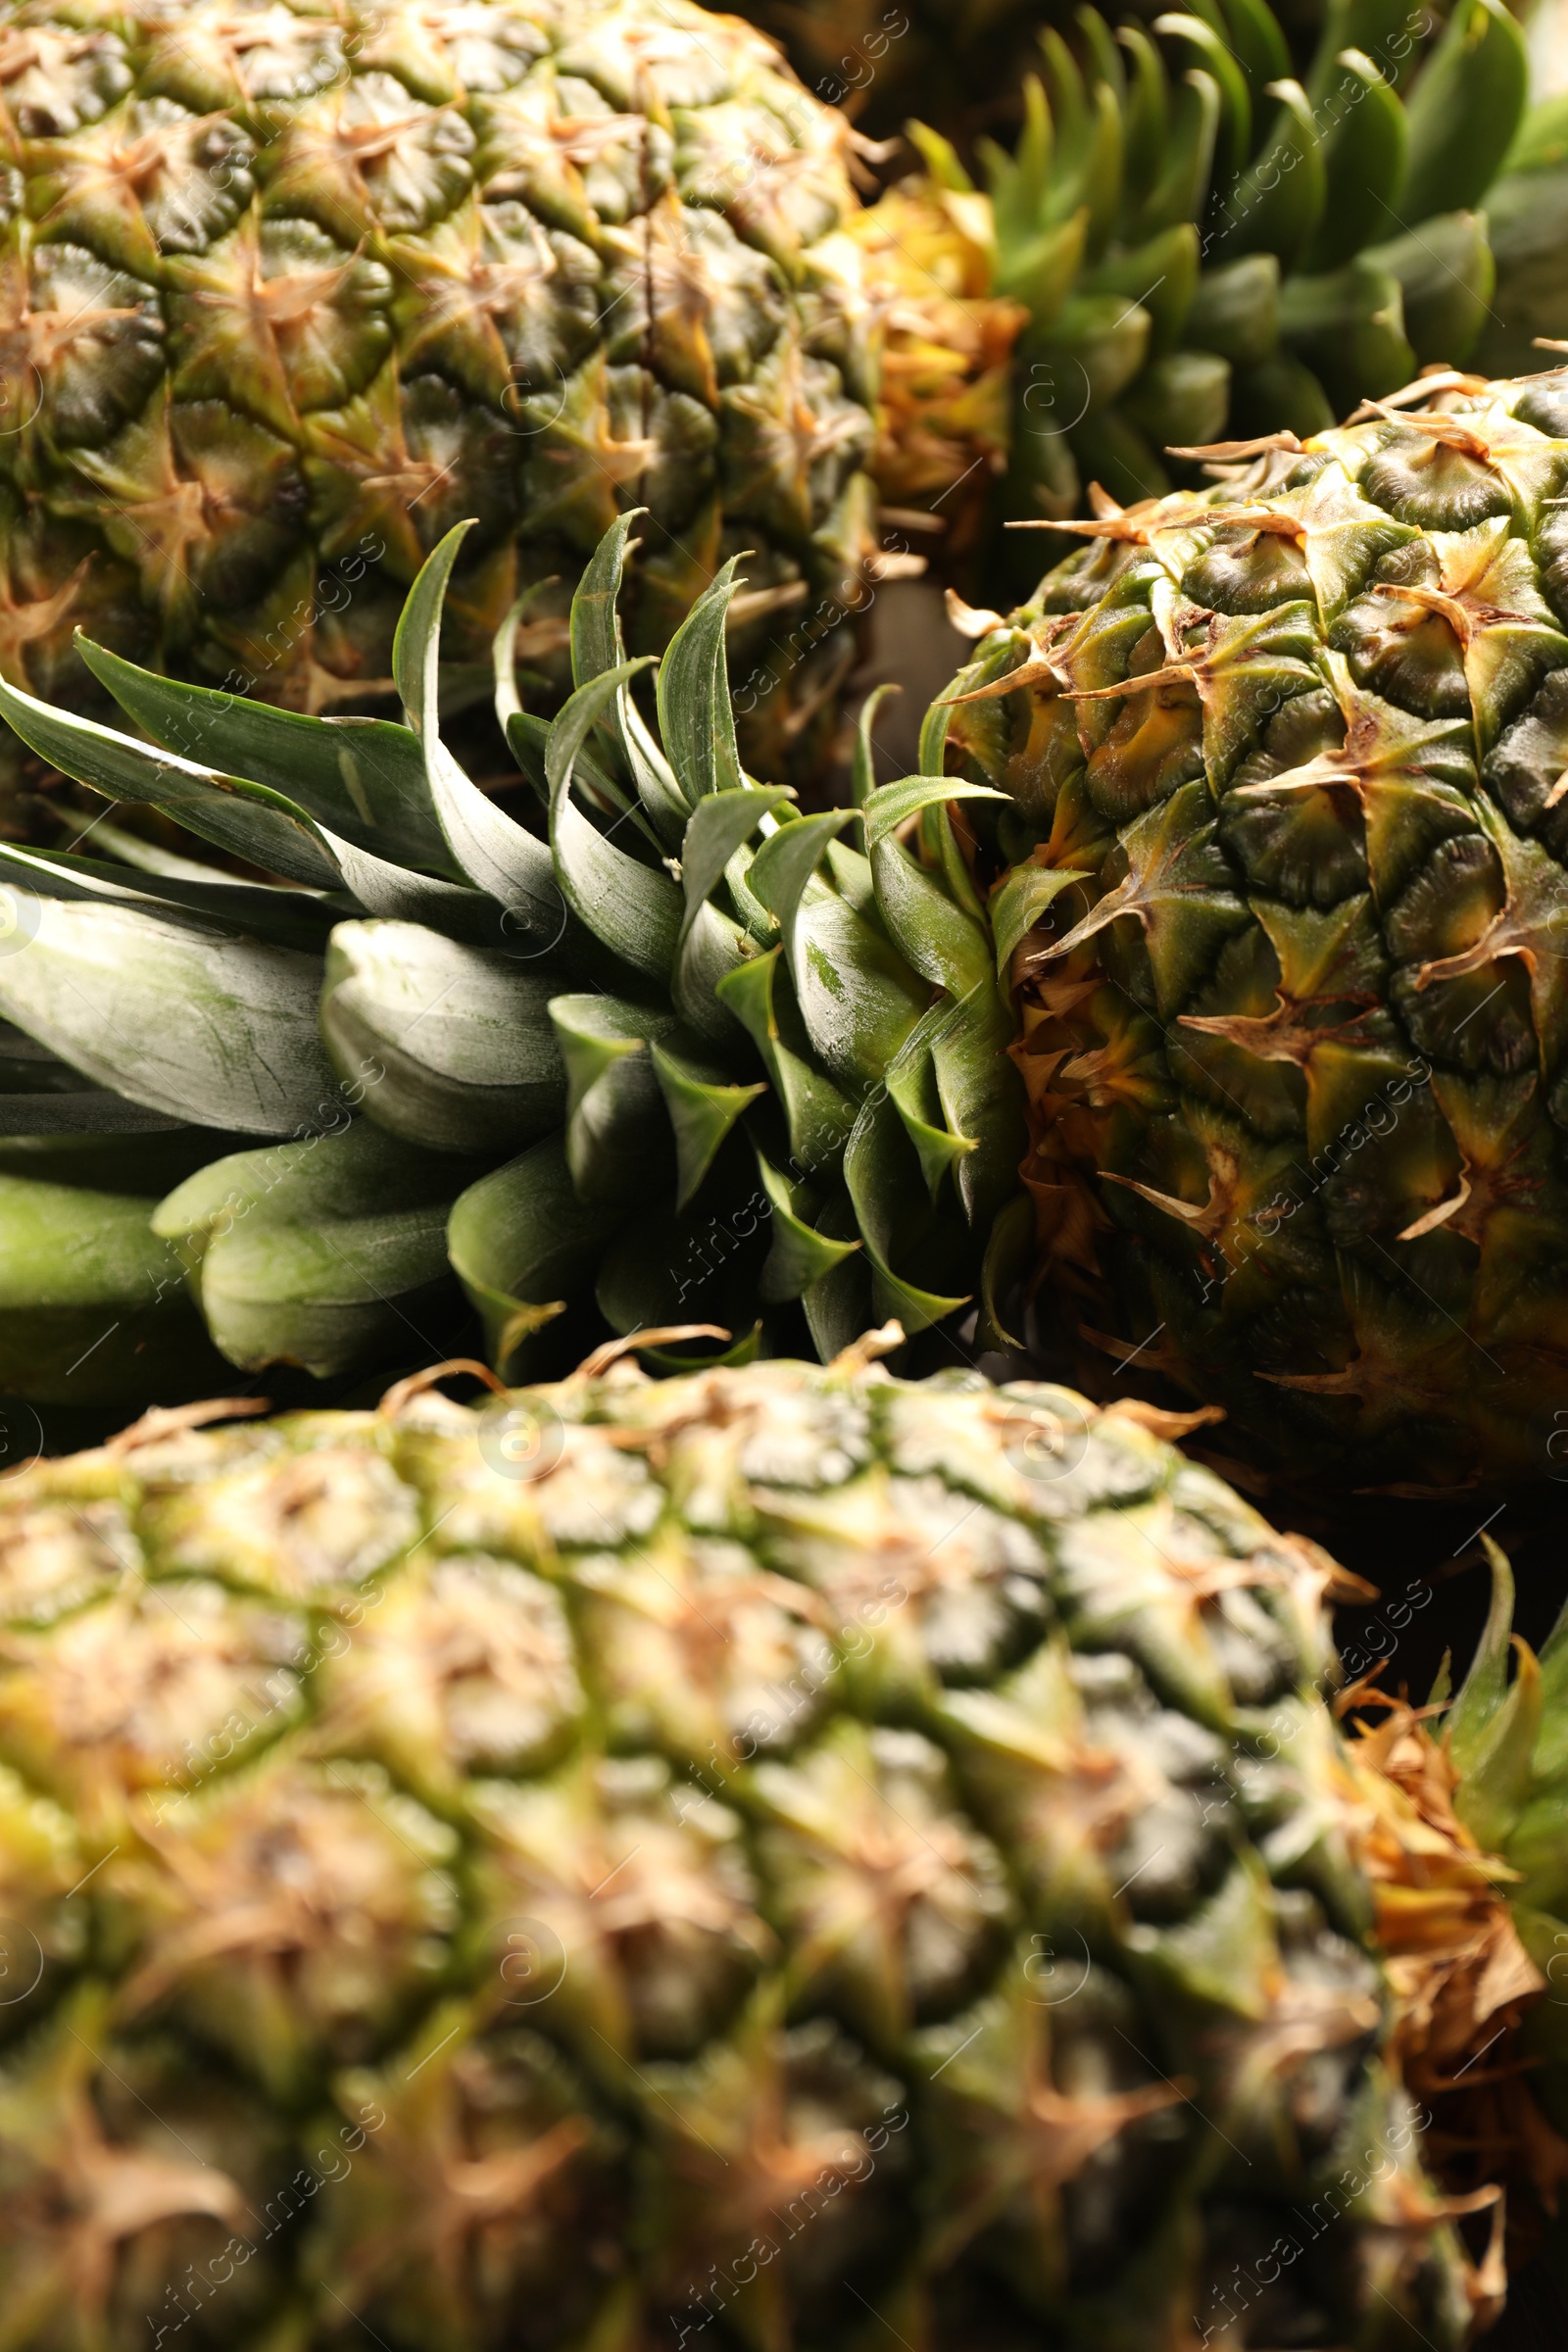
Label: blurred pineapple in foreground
xmin=0 ymin=1338 xmax=1562 ymax=2349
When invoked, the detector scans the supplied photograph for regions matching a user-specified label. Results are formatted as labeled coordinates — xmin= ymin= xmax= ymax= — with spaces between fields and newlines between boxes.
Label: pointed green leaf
xmin=1446 ymin=1534 xmax=1517 ymax=1777
xmin=1401 ymin=0 xmax=1528 ymax=221
xmin=448 ymin=1137 xmax=626 ymax=1377
xmin=754 ymin=1151 xmax=860 ymax=1303
xmin=991 ymin=863 xmax=1093 ymax=973
xmin=792 ymin=889 xmax=931 ymax=1092
xmin=748 ymin=811 xmax=858 ymax=957
xmin=853 ymin=683 xmax=899 ymax=809
xmin=978 ymin=1191 xmax=1034 ymax=1352
xmin=1209 ymin=79 xmax=1326 ymax=276
xmin=1301 ymin=48 xmax=1409 ymax=272
xmin=1135 ymin=66 xmax=1221 ymax=238
xmin=1453 ymin=1640 xmax=1542 ymax=1858
xmin=679 ymin=790 xmax=794 ymax=945
xmin=0 ymin=666 xmax=342 ymax=891
xmin=0 ymin=839 xmax=334 ymax=952
xmin=714 ymin=948 xmax=859 ymax=1173
xmin=870 ymin=833 xmax=993 ymax=999
xmin=1216 ymin=0 xmax=1291 ymax=107
xmin=843 ymin=1092 xmax=971 ymax=1336
xmin=1152 ymin=15 xmax=1250 ymax=187
xmin=393 ymin=519 xmax=472 ymax=739
xmin=652 ymin=1043 xmax=765 ymax=1209
xmin=569 ymin=510 xmax=641 ymax=689
xmin=547 ymin=665 xmax=681 ymax=982
xmin=861 ymin=776 xmax=1008 ymax=854
xmin=390 ymin=522 xmax=564 ymax=948
xmin=75 ymin=640 xmax=456 ymax=878
xmin=885 ymin=1011 xmax=977 ymax=1202
xmin=672 ymin=897 xmax=750 ymax=1049
xmin=930 ymin=985 xmax=1029 ymax=1228
xmin=656 ymin=559 xmax=747 ymax=804
xmin=549 ymin=993 xmax=675 ymax=1203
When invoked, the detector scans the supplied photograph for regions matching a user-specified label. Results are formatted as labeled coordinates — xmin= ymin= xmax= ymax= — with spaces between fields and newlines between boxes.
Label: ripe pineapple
xmin=0 ymin=0 xmax=897 ymax=794
xmin=0 ymin=1333 xmax=1559 ymax=2350
xmin=5 ymin=367 xmax=1568 ymax=1488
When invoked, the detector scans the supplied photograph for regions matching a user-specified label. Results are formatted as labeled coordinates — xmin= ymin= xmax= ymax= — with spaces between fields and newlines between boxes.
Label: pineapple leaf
xmin=569 ymin=508 xmax=640 ymax=690
xmin=320 ymin=922 xmax=567 ymax=1158
xmin=0 ymin=841 xmax=336 ymax=953
xmin=852 ymin=684 xmax=898 ymax=809
xmin=749 ymin=810 xmax=858 ymax=963
xmin=152 ymin=1122 xmax=469 ymax=1380
xmin=74 ymin=641 xmax=458 ymax=879
xmin=1446 ymin=1534 xmax=1519 ymax=1776
xmin=547 ymin=665 xmax=681 ymax=982
xmin=656 ymin=558 xmax=748 ymax=805
xmin=393 ymin=519 xmax=471 ymax=740
xmin=678 ymin=789 xmax=793 ymax=945
xmin=1151 ymin=15 xmax=1250 ymax=189
xmin=754 ymin=1151 xmax=860 ymax=1303
xmin=930 ymin=987 xmax=1029 ymax=1228
xmin=885 ymin=1010 xmax=979 ymax=1201
xmin=393 ymin=530 xmax=564 ymax=949
xmin=549 ymin=994 xmax=676 ymax=1204
xmin=1401 ymin=0 xmax=1527 ymax=221
xmin=1302 ymin=48 xmax=1408 ymax=273
xmin=844 ymin=1091 xmax=972 ymax=1334
xmin=0 ymin=1172 xmax=217 ymax=1406
xmin=447 ymin=1137 xmax=624 ymax=1378
xmin=0 ymin=897 xmax=336 ymax=1136
xmin=714 ymin=948 xmax=859 ymax=1173
xmin=860 ymin=778 xmax=1008 ymax=852
xmin=1212 ymin=78 xmax=1326 ymax=277
xmin=0 ymin=665 xmax=342 ymax=891
xmin=990 ymin=863 xmax=1092 ymax=974
xmin=651 ymin=1043 xmax=765 ymax=1210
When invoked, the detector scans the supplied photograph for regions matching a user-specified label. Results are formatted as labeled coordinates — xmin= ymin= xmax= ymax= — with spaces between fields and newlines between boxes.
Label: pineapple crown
xmin=891 ymin=0 xmax=1543 ymax=536
xmin=0 ymin=510 xmax=1019 ymax=1402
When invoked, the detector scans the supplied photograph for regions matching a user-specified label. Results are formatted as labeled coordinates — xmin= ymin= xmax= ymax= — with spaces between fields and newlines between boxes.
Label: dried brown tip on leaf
xmin=1164 ymin=431 xmax=1304 ymax=459
xmin=379 ymin=1359 xmax=508 ymax=1417
xmin=945 ymin=589 xmax=1007 ymax=638
xmin=110 ymin=1397 xmax=272 ymax=1453
xmin=1345 ymin=370 xmax=1489 ymax=421
xmin=827 ymin=1320 xmax=906 ymax=1373
xmin=574 ymin=1325 xmax=732 ymax=1380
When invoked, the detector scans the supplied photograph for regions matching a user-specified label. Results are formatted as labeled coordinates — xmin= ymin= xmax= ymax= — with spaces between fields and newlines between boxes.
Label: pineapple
xmin=799 ymin=0 xmax=1555 ymax=579
xmin=0 ymin=0 xmax=895 ymax=796
xmin=0 ymin=1330 xmax=1559 ymax=2350
xmin=992 ymin=0 xmax=1536 ymax=535
xmin=5 ymin=367 xmax=1568 ymax=1489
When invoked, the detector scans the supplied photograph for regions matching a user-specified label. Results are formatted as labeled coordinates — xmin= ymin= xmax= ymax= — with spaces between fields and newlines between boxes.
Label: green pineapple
xmin=0 ymin=0 xmax=896 ymax=797
xmin=7 ymin=368 xmax=1568 ymax=1487
xmin=0 ymin=1334 xmax=1560 ymax=2349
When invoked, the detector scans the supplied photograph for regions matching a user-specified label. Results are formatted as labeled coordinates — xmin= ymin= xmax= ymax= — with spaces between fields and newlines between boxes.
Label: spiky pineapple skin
xmin=941 ymin=368 xmax=1568 ymax=1491
xmin=0 ymin=0 xmax=877 ymax=766
xmin=0 ymin=1349 xmax=1484 ymax=2351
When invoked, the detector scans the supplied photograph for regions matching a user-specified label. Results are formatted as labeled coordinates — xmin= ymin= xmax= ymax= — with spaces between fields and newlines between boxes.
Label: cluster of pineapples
xmin=10 ymin=363 xmax=1568 ymax=1489
xmin=4 ymin=0 xmax=1568 ymax=2342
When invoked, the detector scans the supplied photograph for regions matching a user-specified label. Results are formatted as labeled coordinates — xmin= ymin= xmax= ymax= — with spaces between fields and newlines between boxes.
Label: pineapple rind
xmin=0 ymin=0 xmax=877 ymax=751
xmin=0 ymin=1355 xmax=1484 ymax=2348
